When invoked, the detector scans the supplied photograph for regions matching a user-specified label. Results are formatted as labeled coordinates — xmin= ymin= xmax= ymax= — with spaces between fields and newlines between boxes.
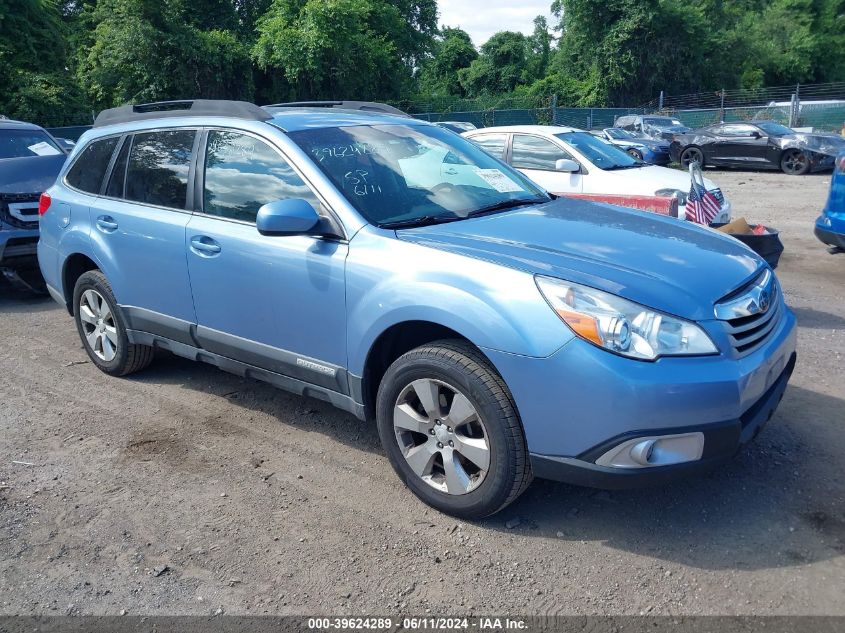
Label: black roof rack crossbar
xmin=263 ymin=101 xmax=410 ymax=117
xmin=93 ymin=99 xmax=273 ymax=128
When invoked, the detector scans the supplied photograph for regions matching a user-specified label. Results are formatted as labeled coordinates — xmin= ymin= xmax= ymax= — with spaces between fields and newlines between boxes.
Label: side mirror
xmin=750 ymin=131 xmax=762 ymax=139
xmin=256 ymin=199 xmax=321 ymax=236
xmin=555 ymin=158 xmax=580 ymax=173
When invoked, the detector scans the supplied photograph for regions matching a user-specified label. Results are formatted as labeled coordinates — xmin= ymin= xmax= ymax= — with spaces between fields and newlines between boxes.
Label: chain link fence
xmin=400 ymin=82 xmax=845 ymax=133
xmin=35 ymin=81 xmax=845 ymax=139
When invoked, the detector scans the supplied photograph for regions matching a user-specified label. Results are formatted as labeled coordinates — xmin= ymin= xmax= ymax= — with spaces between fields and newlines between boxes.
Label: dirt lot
xmin=1 ymin=170 xmax=844 ymax=617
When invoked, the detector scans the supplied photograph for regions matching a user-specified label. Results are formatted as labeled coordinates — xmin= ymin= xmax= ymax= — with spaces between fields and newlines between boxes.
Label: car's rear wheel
xmin=780 ymin=149 xmax=810 ymax=175
xmin=680 ymin=146 xmax=704 ymax=169
xmin=376 ymin=340 xmax=532 ymax=519
xmin=73 ymin=270 xmax=154 ymax=376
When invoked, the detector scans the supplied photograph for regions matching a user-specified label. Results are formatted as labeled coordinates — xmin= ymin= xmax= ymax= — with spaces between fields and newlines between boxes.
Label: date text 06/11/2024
xmin=306 ymin=617 xmax=528 ymax=630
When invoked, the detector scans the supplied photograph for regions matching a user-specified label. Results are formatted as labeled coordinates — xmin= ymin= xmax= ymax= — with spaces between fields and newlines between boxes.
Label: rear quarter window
xmin=468 ymin=133 xmax=508 ymax=159
xmin=65 ymin=137 xmax=120 ymax=194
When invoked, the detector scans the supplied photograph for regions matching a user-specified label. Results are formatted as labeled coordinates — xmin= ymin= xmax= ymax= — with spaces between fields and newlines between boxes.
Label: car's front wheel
xmin=376 ymin=340 xmax=532 ymax=519
xmin=73 ymin=270 xmax=154 ymax=376
xmin=627 ymin=148 xmax=643 ymax=161
xmin=780 ymin=149 xmax=810 ymax=175
xmin=680 ymin=146 xmax=704 ymax=169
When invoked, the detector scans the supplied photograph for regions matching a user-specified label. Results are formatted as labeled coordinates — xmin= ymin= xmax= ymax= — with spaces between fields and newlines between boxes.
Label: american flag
xmin=685 ymin=181 xmax=721 ymax=225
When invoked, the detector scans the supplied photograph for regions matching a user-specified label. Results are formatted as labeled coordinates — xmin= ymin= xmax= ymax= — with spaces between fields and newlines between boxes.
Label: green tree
xmin=526 ymin=16 xmax=553 ymax=83
xmin=459 ymin=31 xmax=530 ymax=96
xmin=0 ymin=0 xmax=85 ymax=123
xmin=76 ymin=0 xmax=252 ymax=109
xmin=253 ymin=0 xmax=435 ymax=101
xmin=417 ymin=26 xmax=478 ymax=96
xmin=546 ymin=0 xmax=714 ymax=105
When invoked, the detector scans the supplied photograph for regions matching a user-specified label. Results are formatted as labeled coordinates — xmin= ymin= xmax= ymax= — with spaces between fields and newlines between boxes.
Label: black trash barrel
xmin=711 ymin=223 xmax=784 ymax=269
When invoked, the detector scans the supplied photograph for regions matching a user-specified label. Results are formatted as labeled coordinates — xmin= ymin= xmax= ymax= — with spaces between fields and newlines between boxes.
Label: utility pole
xmin=658 ymin=90 xmax=664 ymax=112
xmin=718 ymin=89 xmax=726 ymax=122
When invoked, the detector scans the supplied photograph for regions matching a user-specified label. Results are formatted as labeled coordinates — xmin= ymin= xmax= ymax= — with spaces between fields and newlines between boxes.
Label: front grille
xmin=725 ymin=297 xmax=784 ymax=356
xmin=0 ymin=193 xmax=40 ymax=229
xmin=716 ymin=271 xmax=783 ymax=357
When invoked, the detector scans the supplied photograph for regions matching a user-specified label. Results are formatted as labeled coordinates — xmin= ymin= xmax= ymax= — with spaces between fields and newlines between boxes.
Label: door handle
xmin=444 ymin=168 xmax=459 ymax=175
xmin=95 ymin=215 xmax=118 ymax=232
xmin=190 ymin=236 xmax=222 ymax=256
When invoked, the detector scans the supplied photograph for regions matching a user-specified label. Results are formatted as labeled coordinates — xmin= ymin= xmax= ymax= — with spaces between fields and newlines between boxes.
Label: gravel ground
xmin=1 ymin=169 xmax=843 ymax=617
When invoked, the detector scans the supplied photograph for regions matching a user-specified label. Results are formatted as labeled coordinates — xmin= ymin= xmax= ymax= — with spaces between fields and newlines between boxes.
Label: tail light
xmin=38 ymin=192 xmax=51 ymax=216
xmin=837 ymin=155 xmax=845 ymax=173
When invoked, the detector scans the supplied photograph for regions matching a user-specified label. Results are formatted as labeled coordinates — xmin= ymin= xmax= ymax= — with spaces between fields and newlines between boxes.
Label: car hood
xmin=777 ymin=133 xmax=845 ymax=157
xmin=0 ymin=154 xmax=66 ymax=195
xmin=584 ymin=164 xmax=718 ymax=196
xmin=396 ymin=198 xmax=762 ymax=321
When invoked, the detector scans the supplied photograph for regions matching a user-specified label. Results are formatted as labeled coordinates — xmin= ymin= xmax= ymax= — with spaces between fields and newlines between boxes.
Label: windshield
xmin=556 ymin=132 xmax=642 ymax=170
xmin=605 ymin=128 xmax=636 ymax=140
xmin=289 ymin=124 xmax=549 ymax=227
xmin=0 ymin=129 xmax=64 ymax=159
xmin=643 ymin=117 xmax=684 ymax=128
xmin=756 ymin=121 xmax=794 ymax=137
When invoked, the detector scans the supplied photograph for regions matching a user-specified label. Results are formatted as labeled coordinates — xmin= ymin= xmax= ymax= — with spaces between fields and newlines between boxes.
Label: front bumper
xmin=482 ymin=303 xmax=797 ymax=488
xmin=0 ymin=223 xmax=40 ymax=269
xmin=531 ymin=352 xmax=795 ymax=488
xmin=644 ymin=149 xmax=671 ymax=166
xmin=815 ymin=215 xmax=845 ymax=250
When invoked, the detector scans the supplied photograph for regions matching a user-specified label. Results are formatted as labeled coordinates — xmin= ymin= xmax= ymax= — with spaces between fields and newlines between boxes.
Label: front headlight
xmin=655 ymin=188 xmax=688 ymax=206
xmin=536 ymin=276 xmax=718 ymax=360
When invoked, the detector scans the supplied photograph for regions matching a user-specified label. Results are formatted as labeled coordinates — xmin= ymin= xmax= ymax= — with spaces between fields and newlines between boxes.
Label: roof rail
xmin=93 ymin=100 xmax=273 ymax=128
xmin=264 ymin=101 xmax=411 ymax=118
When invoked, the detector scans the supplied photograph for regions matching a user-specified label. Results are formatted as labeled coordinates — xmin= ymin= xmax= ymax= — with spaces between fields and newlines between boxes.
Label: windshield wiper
xmin=603 ymin=164 xmax=645 ymax=170
xmin=380 ymin=214 xmax=462 ymax=229
xmin=467 ymin=197 xmax=546 ymax=218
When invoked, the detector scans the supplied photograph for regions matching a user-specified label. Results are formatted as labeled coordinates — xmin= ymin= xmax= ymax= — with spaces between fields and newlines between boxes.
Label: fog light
xmin=595 ymin=432 xmax=704 ymax=469
xmin=629 ymin=439 xmax=656 ymax=465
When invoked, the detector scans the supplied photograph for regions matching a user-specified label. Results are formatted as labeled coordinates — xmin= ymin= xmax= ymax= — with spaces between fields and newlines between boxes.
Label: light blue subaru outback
xmin=38 ymin=100 xmax=797 ymax=518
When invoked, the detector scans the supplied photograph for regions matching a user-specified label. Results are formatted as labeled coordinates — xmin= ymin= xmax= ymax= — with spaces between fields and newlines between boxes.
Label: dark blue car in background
xmin=815 ymin=153 xmax=845 ymax=252
xmin=0 ymin=118 xmax=68 ymax=286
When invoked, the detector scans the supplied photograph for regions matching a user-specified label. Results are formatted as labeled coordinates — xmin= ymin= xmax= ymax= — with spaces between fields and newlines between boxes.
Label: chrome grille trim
xmin=715 ymin=269 xmax=784 ymax=357
xmin=729 ymin=300 xmax=783 ymax=354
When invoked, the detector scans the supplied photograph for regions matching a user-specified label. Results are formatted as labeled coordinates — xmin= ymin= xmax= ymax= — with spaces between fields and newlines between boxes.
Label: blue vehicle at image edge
xmin=37 ymin=100 xmax=797 ymax=518
xmin=815 ymin=152 xmax=845 ymax=251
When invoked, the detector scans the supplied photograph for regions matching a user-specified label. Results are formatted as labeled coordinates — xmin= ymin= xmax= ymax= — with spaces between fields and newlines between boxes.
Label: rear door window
xmin=65 ymin=137 xmax=120 ymax=194
xmin=125 ymin=130 xmax=196 ymax=209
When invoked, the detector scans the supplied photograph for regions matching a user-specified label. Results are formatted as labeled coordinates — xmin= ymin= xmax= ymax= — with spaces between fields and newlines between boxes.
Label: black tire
xmin=376 ymin=339 xmax=532 ymax=519
xmin=626 ymin=148 xmax=643 ymax=161
xmin=680 ymin=146 xmax=704 ymax=169
xmin=72 ymin=270 xmax=154 ymax=376
xmin=780 ymin=149 xmax=810 ymax=175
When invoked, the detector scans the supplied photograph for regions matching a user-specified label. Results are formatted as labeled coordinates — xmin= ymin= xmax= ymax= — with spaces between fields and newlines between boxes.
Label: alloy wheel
xmin=782 ymin=150 xmax=808 ymax=175
xmin=78 ymin=289 xmax=118 ymax=362
xmin=681 ymin=148 xmax=703 ymax=168
xmin=393 ymin=378 xmax=491 ymax=495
